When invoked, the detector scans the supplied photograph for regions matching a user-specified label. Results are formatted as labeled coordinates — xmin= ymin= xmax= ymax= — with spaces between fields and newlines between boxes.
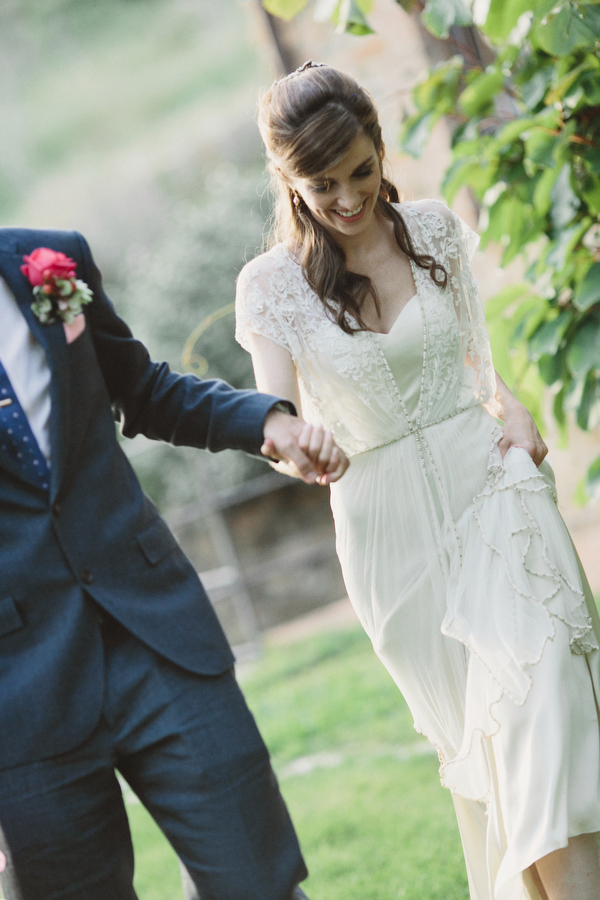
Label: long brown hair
xmin=258 ymin=63 xmax=447 ymax=334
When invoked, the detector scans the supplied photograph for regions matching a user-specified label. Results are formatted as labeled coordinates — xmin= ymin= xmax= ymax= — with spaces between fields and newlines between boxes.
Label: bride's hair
xmin=258 ymin=63 xmax=447 ymax=334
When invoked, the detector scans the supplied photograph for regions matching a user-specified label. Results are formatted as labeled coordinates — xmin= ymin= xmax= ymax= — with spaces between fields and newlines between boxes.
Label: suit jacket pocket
xmin=0 ymin=596 xmax=24 ymax=637
xmin=136 ymin=518 xmax=179 ymax=566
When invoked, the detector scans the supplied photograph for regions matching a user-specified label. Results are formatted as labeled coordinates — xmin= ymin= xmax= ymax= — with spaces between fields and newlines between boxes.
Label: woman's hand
xmin=494 ymin=372 xmax=548 ymax=466
xmin=262 ymin=413 xmax=349 ymax=485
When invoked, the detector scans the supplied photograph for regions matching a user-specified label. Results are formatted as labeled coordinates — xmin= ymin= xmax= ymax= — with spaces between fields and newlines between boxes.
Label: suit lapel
xmin=0 ymin=244 xmax=71 ymax=499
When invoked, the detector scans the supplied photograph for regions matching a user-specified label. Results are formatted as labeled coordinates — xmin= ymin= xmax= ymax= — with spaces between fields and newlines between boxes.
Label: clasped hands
xmin=262 ymin=409 xmax=349 ymax=485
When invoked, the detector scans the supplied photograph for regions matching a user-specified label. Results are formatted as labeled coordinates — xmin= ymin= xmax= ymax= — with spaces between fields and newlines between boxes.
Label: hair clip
xmin=273 ymin=60 xmax=328 ymax=87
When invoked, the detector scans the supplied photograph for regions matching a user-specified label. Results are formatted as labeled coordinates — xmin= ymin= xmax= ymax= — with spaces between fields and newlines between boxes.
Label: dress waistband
xmin=356 ymin=404 xmax=475 ymax=456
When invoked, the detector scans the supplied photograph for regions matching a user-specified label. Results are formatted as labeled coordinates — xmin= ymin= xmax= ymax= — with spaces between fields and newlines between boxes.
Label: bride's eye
xmin=311 ymin=178 xmax=331 ymax=194
xmin=354 ymin=167 xmax=374 ymax=179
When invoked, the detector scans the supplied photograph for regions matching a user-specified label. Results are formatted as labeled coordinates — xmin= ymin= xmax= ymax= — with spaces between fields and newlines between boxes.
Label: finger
xmin=306 ymin=423 xmax=326 ymax=462
xmin=317 ymin=430 xmax=335 ymax=470
xmin=297 ymin=422 xmax=314 ymax=455
xmin=318 ymin=448 xmax=350 ymax=485
xmin=285 ymin=445 xmax=317 ymax=483
xmin=261 ymin=438 xmax=280 ymax=459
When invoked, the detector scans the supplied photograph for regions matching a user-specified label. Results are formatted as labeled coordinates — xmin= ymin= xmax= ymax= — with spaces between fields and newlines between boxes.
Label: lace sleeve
xmin=235 ymin=252 xmax=294 ymax=355
xmin=404 ymin=200 xmax=498 ymax=414
xmin=446 ymin=207 xmax=499 ymax=413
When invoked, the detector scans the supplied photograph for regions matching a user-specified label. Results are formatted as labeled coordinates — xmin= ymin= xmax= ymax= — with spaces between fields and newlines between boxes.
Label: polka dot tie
xmin=0 ymin=358 xmax=49 ymax=491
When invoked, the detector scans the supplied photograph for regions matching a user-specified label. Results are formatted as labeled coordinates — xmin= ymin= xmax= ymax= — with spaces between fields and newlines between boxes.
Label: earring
xmin=292 ymin=193 xmax=300 ymax=207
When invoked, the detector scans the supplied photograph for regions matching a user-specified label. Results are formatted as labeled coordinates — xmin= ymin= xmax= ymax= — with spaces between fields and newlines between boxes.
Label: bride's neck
xmin=340 ymin=211 xmax=394 ymax=268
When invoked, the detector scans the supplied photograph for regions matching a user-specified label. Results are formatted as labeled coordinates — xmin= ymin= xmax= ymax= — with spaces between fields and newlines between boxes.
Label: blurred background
xmin=1 ymin=3 xmax=599 ymax=896
xmin=2 ymin=0 xmax=598 ymax=653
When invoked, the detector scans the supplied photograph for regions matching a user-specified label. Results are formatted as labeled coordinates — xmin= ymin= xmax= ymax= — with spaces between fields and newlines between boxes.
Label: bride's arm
xmin=247 ymin=331 xmax=349 ymax=484
xmin=493 ymin=371 xmax=548 ymax=466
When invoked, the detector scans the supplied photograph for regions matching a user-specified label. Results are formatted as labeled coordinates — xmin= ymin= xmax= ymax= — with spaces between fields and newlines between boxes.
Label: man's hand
xmin=262 ymin=410 xmax=349 ymax=485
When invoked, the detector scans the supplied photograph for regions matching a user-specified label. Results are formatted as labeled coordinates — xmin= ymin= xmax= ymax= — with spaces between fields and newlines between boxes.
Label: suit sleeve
xmin=73 ymin=232 xmax=295 ymax=456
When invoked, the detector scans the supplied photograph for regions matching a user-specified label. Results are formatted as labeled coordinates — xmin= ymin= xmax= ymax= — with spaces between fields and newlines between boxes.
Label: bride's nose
xmin=335 ymin=184 xmax=361 ymax=210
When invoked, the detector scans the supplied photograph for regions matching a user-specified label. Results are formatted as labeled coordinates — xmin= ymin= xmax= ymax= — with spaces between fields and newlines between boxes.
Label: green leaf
xmin=521 ymin=66 xmax=555 ymax=109
xmin=485 ymin=283 xmax=536 ymax=319
xmin=581 ymin=174 xmax=600 ymax=218
xmin=532 ymin=166 xmax=561 ymax=217
xmin=485 ymin=192 xmax=522 ymax=243
xmin=528 ymin=310 xmax=573 ymax=360
xmin=546 ymin=221 xmax=589 ymax=271
xmin=545 ymin=61 xmax=593 ymax=105
xmin=337 ymin=0 xmax=375 ymax=35
xmin=443 ymin=157 xmax=496 ymax=204
xmin=573 ymin=262 xmax=600 ymax=311
xmin=538 ymin=349 xmax=565 ymax=385
xmin=421 ymin=0 xmax=473 ymax=38
xmin=523 ymin=128 xmax=559 ymax=170
xmin=458 ymin=69 xmax=505 ymax=117
xmin=401 ymin=110 xmax=441 ymax=158
xmin=579 ymin=69 xmax=600 ymax=107
xmin=412 ymin=57 xmax=462 ymax=111
xmin=553 ymin=383 xmax=568 ymax=440
xmin=577 ymin=371 xmax=600 ymax=430
xmin=582 ymin=146 xmax=600 ymax=177
xmin=533 ymin=1 xmax=600 ymax=56
xmin=585 ymin=453 xmax=600 ymax=502
xmin=483 ymin=0 xmax=533 ymax=41
xmin=262 ymin=0 xmax=309 ymax=19
xmin=490 ymin=117 xmax=538 ymax=150
xmin=550 ymin=163 xmax=580 ymax=231
xmin=566 ymin=312 xmax=600 ymax=379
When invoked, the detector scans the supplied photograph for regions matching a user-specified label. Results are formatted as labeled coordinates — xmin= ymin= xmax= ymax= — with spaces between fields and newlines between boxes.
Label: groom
xmin=0 ymin=227 xmax=346 ymax=900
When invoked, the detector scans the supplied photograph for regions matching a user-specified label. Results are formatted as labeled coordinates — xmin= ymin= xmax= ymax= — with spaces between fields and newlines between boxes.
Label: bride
xmin=235 ymin=62 xmax=600 ymax=900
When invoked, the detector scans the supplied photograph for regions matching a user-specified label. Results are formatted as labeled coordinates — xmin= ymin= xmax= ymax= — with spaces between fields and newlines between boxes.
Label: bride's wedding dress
xmin=236 ymin=199 xmax=600 ymax=900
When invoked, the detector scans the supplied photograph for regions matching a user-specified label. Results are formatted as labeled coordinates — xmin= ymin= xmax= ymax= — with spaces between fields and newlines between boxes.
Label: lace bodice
xmin=235 ymin=200 xmax=497 ymax=456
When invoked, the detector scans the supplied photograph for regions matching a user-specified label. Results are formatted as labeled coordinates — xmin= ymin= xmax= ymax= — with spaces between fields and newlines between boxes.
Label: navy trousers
xmin=0 ymin=615 xmax=307 ymax=900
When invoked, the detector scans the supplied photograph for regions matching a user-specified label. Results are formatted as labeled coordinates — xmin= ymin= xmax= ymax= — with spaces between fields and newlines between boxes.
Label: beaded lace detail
xmin=236 ymin=200 xmax=497 ymax=456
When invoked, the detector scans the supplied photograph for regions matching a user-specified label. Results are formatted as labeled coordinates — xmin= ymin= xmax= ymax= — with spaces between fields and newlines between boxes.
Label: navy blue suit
xmin=0 ymin=229 xmax=307 ymax=900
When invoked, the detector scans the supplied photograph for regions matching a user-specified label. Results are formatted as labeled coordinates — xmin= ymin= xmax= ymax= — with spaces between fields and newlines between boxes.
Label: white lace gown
xmin=235 ymin=200 xmax=600 ymax=900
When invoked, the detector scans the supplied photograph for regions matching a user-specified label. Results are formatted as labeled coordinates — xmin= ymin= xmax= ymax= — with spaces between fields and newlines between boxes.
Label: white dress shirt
xmin=0 ymin=276 xmax=52 ymax=463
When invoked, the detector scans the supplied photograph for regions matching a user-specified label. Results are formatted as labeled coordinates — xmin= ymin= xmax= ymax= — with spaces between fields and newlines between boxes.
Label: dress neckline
xmin=372 ymin=293 xmax=418 ymax=337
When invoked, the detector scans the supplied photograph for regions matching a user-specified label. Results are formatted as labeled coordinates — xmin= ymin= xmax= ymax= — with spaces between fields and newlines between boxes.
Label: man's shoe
xmin=292 ymin=888 xmax=310 ymax=900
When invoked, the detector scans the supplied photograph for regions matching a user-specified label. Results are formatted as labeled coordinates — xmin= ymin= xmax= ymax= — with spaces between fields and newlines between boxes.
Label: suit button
xmin=81 ymin=568 xmax=94 ymax=585
xmin=52 ymin=501 xmax=61 ymax=517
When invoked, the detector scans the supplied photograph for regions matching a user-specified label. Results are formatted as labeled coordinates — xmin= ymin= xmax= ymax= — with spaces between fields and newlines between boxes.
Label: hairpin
xmin=274 ymin=60 xmax=328 ymax=87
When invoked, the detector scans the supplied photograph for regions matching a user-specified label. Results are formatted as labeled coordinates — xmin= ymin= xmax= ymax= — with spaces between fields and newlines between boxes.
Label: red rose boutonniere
xmin=21 ymin=247 xmax=93 ymax=325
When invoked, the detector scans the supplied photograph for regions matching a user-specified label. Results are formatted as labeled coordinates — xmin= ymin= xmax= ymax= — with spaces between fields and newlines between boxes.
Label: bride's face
xmin=290 ymin=131 xmax=381 ymax=242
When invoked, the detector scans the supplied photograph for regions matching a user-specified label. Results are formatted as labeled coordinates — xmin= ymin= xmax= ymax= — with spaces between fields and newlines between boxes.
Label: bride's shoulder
xmin=395 ymin=198 xmax=454 ymax=222
xmin=238 ymin=243 xmax=297 ymax=284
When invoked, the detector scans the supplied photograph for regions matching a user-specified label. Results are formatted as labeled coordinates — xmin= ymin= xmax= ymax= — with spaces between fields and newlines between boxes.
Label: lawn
xmin=124 ymin=625 xmax=469 ymax=900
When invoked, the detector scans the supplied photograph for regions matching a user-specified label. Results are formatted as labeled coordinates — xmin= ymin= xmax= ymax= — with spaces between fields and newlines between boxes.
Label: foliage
xmin=117 ymin=170 xmax=273 ymax=510
xmin=261 ymin=0 xmax=600 ymax=501
xmin=400 ymin=0 xmax=600 ymax=499
xmin=262 ymin=0 xmax=376 ymax=36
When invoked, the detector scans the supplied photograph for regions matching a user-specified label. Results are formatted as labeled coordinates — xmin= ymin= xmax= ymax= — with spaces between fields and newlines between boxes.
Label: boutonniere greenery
xmin=21 ymin=247 xmax=93 ymax=325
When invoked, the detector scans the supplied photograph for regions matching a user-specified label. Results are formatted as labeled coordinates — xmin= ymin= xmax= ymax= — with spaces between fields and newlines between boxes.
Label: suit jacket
xmin=0 ymin=228 xmax=285 ymax=770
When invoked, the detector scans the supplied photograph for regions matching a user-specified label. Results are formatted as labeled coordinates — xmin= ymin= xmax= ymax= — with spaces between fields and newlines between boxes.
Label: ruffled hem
xmin=438 ymin=434 xmax=597 ymax=799
xmin=433 ymin=433 xmax=600 ymax=894
xmin=445 ymin=434 xmax=595 ymax=689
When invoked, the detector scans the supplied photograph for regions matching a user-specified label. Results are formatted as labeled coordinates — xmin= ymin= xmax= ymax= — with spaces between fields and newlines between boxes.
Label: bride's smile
xmin=290 ymin=131 xmax=381 ymax=245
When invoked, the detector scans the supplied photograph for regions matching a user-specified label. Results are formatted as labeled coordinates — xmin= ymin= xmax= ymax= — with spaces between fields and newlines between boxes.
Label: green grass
xmin=124 ymin=625 xmax=469 ymax=900
xmin=128 ymin=798 xmax=185 ymax=900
